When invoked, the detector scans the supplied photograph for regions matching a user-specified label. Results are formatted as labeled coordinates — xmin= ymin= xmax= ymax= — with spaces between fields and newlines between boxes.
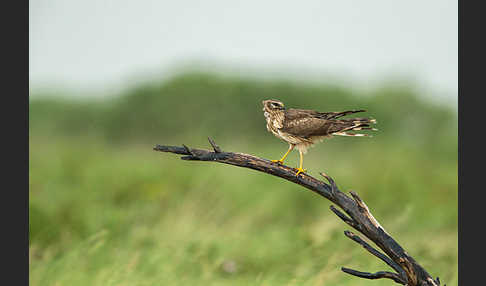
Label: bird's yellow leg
xmin=295 ymin=149 xmax=307 ymax=176
xmin=271 ymin=144 xmax=294 ymax=165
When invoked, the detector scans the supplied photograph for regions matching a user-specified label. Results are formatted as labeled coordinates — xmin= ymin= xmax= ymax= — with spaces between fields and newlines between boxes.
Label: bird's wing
xmin=312 ymin=109 xmax=367 ymax=120
xmin=281 ymin=109 xmax=371 ymax=137
xmin=280 ymin=109 xmax=334 ymax=137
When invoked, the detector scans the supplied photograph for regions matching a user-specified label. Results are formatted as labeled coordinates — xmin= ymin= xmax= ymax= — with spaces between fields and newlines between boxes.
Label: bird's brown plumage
xmin=262 ymin=99 xmax=377 ymax=175
xmin=281 ymin=109 xmax=370 ymax=138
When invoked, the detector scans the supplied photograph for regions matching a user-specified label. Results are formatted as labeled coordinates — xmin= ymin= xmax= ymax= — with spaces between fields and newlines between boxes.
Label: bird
xmin=262 ymin=99 xmax=377 ymax=176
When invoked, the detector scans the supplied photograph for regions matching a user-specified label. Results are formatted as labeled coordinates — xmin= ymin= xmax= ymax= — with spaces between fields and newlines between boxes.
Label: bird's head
xmin=262 ymin=99 xmax=285 ymax=113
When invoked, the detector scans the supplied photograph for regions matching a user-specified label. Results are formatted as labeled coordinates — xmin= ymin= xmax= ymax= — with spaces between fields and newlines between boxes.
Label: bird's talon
xmin=295 ymin=168 xmax=307 ymax=176
xmin=271 ymin=159 xmax=284 ymax=165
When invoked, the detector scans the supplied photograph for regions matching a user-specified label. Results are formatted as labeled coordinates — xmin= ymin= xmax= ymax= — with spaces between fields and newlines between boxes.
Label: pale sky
xmin=29 ymin=0 xmax=457 ymax=105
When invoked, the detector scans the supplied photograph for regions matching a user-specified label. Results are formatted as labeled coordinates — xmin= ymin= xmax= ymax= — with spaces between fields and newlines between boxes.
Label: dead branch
xmin=153 ymin=138 xmax=443 ymax=286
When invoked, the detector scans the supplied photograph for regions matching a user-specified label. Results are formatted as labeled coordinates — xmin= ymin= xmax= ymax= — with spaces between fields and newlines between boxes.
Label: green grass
xmin=29 ymin=72 xmax=457 ymax=285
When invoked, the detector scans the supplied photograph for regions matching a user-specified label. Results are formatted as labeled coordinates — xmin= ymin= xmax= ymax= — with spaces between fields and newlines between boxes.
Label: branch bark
xmin=153 ymin=138 xmax=443 ymax=286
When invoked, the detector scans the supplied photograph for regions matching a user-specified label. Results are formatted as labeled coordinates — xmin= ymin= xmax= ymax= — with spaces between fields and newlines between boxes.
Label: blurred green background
xmin=29 ymin=71 xmax=457 ymax=285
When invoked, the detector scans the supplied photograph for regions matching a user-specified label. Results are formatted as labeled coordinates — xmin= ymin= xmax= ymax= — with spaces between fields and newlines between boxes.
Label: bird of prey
xmin=262 ymin=99 xmax=377 ymax=176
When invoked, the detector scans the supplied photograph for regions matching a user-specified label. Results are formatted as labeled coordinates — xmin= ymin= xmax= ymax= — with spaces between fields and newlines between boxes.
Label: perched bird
xmin=262 ymin=99 xmax=377 ymax=176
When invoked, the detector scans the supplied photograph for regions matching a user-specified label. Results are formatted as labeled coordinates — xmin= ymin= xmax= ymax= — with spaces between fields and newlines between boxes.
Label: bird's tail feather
xmin=316 ymin=110 xmax=367 ymax=120
xmin=349 ymin=127 xmax=378 ymax=131
xmin=340 ymin=118 xmax=377 ymax=124
xmin=332 ymin=132 xmax=372 ymax=137
xmin=331 ymin=110 xmax=367 ymax=119
xmin=331 ymin=117 xmax=377 ymax=136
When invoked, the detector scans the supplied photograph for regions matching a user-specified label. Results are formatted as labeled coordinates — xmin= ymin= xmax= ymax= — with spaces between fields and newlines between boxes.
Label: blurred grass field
xmin=29 ymin=72 xmax=457 ymax=285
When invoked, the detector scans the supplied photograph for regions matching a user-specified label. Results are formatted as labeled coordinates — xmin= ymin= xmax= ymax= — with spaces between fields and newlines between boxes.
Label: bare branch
xmin=320 ymin=172 xmax=338 ymax=197
xmin=208 ymin=137 xmax=222 ymax=153
xmin=343 ymin=230 xmax=408 ymax=282
xmin=329 ymin=205 xmax=358 ymax=229
xmin=341 ymin=268 xmax=407 ymax=284
xmin=153 ymin=140 xmax=442 ymax=286
xmin=182 ymin=144 xmax=196 ymax=157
